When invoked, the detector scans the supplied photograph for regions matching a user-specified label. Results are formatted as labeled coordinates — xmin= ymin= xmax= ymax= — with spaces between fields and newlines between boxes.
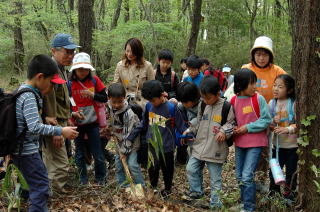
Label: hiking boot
xmin=182 ymin=191 xmax=204 ymax=201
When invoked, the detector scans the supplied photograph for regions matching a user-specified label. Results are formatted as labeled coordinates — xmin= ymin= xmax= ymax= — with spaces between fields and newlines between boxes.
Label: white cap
xmin=251 ymin=36 xmax=273 ymax=57
xmin=70 ymin=52 xmax=95 ymax=72
xmin=222 ymin=67 xmax=231 ymax=73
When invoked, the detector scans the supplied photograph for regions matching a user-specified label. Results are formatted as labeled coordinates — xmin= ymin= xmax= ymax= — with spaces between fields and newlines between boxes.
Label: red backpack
xmin=230 ymin=93 xmax=260 ymax=118
xmin=204 ymin=68 xmax=228 ymax=91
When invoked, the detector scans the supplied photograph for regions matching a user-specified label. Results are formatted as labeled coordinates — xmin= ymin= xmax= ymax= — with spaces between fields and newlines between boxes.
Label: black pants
xmin=269 ymin=147 xmax=298 ymax=196
xmin=148 ymin=145 xmax=174 ymax=191
xmin=176 ymin=145 xmax=188 ymax=165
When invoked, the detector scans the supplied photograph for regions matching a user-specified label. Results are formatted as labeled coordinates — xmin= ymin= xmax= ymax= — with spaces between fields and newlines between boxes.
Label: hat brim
xmin=63 ymin=44 xmax=81 ymax=49
xmin=51 ymin=74 xmax=66 ymax=84
xmin=69 ymin=63 xmax=95 ymax=72
xmin=222 ymin=67 xmax=231 ymax=73
xmin=250 ymin=46 xmax=274 ymax=57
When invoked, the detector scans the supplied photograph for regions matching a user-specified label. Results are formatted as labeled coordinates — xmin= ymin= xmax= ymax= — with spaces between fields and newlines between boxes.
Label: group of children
xmin=1 ymin=35 xmax=298 ymax=212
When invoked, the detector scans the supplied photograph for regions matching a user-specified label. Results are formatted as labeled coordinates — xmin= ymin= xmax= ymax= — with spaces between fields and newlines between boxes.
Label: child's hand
xmin=45 ymin=117 xmax=58 ymax=126
xmin=234 ymin=125 xmax=248 ymax=135
xmin=215 ymin=132 xmax=226 ymax=142
xmin=62 ymin=126 xmax=79 ymax=139
xmin=274 ymin=126 xmax=289 ymax=134
xmin=169 ymin=98 xmax=178 ymax=105
xmin=72 ymin=110 xmax=85 ymax=120
xmin=274 ymin=115 xmax=281 ymax=124
xmin=53 ymin=135 xmax=63 ymax=149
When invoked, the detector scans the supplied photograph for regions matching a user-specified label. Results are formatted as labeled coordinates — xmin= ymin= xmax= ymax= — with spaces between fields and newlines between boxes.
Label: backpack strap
xmin=168 ymin=102 xmax=175 ymax=129
xmin=200 ymin=100 xmax=207 ymax=117
xmin=251 ymin=93 xmax=260 ymax=118
xmin=230 ymin=95 xmax=237 ymax=107
xmin=171 ymin=71 xmax=175 ymax=91
xmin=288 ymin=98 xmax=295 ymax=123
xmin=221 ymin=100 xmax=231 ymax=126
xmin=67 ymin=80 xmax=72 ymax=97
xmin=270 ymin=98 xmax=277 ymax=118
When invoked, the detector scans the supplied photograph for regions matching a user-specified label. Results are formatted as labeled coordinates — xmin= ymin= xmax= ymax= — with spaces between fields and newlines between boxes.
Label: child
xmin=183 ymin=56 xmax=203 ymax=87
xmin=232 ymin=68 xmax=272 ymax=212
xmin=13 ymin=54 xmax=78 ymax=211
xmin=199 ymin=58 xmax=210 ymax=72
xmin=68 ymin=52 xmax=107 ymax=185
xmin=180 ymin=57 xmax=188 ymax=81
xmin=268 ymin=74 xmax=297 ymax=201
xmin=127 ymin=80 xmax=187 ymax=197
xmin=183 ymin=76 xmax=234 ymax=209
xmin=222 ymin=64 xmax=234 ymax=88
xmin=154 ymin=49 xmax=179 ymax=100
xmin=175 ymin=82 xmax=201 ymax=164
xmin=106 ymin=83 xmax=145 ymax=187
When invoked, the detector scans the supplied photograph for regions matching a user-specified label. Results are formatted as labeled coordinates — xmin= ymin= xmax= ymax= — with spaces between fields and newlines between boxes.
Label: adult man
xmin=42 ymin=33 xmax=80 ymax=194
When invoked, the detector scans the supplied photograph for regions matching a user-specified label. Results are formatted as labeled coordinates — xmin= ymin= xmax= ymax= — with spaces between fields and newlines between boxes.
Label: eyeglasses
xmin=59 ymin=48 xmax=76 ymax=56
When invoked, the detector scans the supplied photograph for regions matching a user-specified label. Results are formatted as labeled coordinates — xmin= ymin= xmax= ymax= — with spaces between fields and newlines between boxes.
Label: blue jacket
xmin=183 ymin=72 xmax=203 ymax=87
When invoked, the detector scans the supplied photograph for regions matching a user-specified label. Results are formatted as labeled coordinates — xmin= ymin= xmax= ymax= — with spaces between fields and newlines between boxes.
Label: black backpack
xmin=0 ymin=88 xmax=40 ymax=157
xmin=200 ymin=99 xmax=233 ymax=147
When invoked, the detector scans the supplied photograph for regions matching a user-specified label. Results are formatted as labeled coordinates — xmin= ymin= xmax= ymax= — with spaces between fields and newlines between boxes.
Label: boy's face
xmin=254 ymin=49 xmax=270 ymax=68
xmin=109 ymin=96 xmax=125 ymax=110
xmin=159 ymin=59 xmax=172 ymax=72
xmin=35 ymin=74 xmax=54 ymax=95
xmin=149 ymin=96 xmax=164 ymax=107
xmin=201 ymin=93 xmax=220 ymax=105
xmin=52 ymin=47 xmax=75 ymax=67
xmin=223 ymin=72 xmax=230 ymax=77
xmin=188 ymin=67 xmax=200 ymax=79
xmin=200 ymin=64 xmax=209 ymax=72
xmin=180 ymin=62 xmax=187 ymax=70
xmin=182 ymin=101 xmax=197 ymax=109
xmin=75 ymin=68 xmax=90 ymax=80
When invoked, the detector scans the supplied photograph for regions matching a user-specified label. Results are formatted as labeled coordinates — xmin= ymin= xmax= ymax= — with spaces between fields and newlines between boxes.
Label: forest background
xmin=0 ymin=0 xmax=292 ymax=86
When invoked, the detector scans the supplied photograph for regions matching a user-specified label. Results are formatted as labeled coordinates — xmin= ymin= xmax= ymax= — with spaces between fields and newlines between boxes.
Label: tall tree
xmin=78 ymin=0 xmax=95 ymax=55
xmin=111 ymin=0 xmax=122 ymax=29
xmin=68 ymin=0 xmax=74 ymax=11
xmin=289 ymin=0 xmax=320 ymax=211
xmin=245 ymin=0 xmax=258 ymax=46
xmin=186 ymin=0 xmax=202 ymax=56
xmin=124 ymin=0 xmax=129 ymax=22
xmin=13 ymin=0 xmax=24 ymax=73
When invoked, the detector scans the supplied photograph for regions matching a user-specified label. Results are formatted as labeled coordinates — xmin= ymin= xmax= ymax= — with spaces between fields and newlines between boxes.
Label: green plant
xmin=1 ymin=163 xmax=29 ymax=211
xmin=148 ymin=120 xmax=167 ymax=169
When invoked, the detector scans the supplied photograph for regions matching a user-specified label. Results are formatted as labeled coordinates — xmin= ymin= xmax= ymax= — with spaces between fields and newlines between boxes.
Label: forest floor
xmin=0 ymin=146 xmax=296 ymax=212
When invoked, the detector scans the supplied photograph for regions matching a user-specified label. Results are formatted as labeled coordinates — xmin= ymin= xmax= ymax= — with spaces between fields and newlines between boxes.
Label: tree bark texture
xmin=186 ymin=0 xmax=202 ymax=56
xmin=68 ymin=0 xmax=74 ymax=11
xmin=13 ymin=1 xmax=24 ymax=73
xmin=245 ymin=0 xmax=258 ymax=47
xmin=78 ymin=0 xmax=95 ymax=55
xmin=110 ymin=0 xmax=122 ymax=29
xmin=290 ymin=0 xmax=320 ymax=211
xmin=124 ymin=0 xmax=129 ymax=22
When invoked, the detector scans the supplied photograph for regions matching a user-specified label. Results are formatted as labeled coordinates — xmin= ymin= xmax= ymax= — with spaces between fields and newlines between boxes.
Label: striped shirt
xmin=13 ymin=84 xmax=62 ymax=155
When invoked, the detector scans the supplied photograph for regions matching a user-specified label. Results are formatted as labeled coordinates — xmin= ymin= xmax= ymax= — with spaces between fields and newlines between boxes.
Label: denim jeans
xmin=75 ymin=124 xmax=106 ymax=184
xmin=186 ymin=156 xmax=223 ymax=208
xmin=115 ymin=151 xmax=145 ymax=187
xmin=235 ymin=147 xmax=262 ymax=211
xmin=13 ymin=153 xmax=49 ymax=212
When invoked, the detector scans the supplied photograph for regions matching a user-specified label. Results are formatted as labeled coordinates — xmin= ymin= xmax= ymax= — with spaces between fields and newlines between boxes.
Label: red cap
xmin=51 ymin=74 xmax=66 ymax=84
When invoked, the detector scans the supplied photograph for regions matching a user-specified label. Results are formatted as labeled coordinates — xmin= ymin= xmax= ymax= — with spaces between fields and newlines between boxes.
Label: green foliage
xmin=148 ymin=121 xmax=166 ymax=170
xmin=1 ymin=163 xmax=29 ymax=211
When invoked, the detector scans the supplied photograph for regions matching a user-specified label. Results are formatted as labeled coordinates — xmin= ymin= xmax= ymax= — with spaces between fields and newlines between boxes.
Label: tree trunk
xmin=289 ymin=0 xmax=320 ymax=211
xmin=78 ymin=0 xmax=95 ymax=55
xmin=245 ymin=0 xmax=258 ymax=47
xmin=110 ymin=0 xmax=122 ymax=29
xmin=274 ymin=0 xmax=282 ymax=18
xmin=13 ymin=1 xmax=24 ymax=73
xmin=186 ymin=0 xmax=202 ymax=56
xmin=124 ymin=0 xmax=129 ymax=22
xmin=68 ymin=0 xmax=74 ymax=11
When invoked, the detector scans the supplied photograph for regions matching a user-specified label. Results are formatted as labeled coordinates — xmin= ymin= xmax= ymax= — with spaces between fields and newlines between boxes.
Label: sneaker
xmin=182 ymin=191 xmax=204 ymax=201
xmin=160 ymin=189 xmax=171 ymax=199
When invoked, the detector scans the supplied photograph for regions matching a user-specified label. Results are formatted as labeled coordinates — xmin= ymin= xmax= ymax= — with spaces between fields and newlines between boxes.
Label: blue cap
xmin=51 ymin=33 xmax=80 ymax=49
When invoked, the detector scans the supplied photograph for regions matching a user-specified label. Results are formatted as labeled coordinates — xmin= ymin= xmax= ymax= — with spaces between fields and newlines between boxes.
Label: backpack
xmin=205 ymin=68 xmax=228 ymax=91
xmin=199 ymin=99 xmax=233 ymax=147
xmin=67 ymin=76 xmax=97 ymax=97
xmin=0 ymin=87 xmax=40 ymax=157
